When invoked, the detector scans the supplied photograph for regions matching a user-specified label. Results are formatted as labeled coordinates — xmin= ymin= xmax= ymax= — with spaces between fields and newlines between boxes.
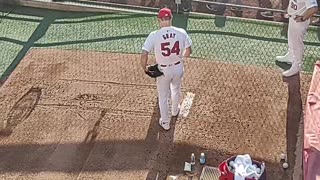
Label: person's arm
xmin=183 ymin=47 xmax=192 ymax=57
xmin=295 ymin=7 xmax=319 ymax=21
xmin=303 ymin=6 xmax=319 ymax=19
xmin=183 ymin=32 xmax=192 ymax=58
xmin=295 ymin=0 xmax=318 ymax=21
xmin=140 ymin=50 xmax=149 ymax=72
xmin=141 ymin=32 xmax=154 ymax=71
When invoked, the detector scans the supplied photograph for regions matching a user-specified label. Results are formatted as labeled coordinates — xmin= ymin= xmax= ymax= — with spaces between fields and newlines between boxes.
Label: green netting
xmin=1 ymin=5 xmax=319 ymax=79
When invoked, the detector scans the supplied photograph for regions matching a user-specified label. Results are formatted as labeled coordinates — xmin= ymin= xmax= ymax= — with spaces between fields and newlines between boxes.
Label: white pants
xmin=287 ymin=17 xmax=310 ymax=64
xmin=156 ymin=62 xmax=184 ymax=123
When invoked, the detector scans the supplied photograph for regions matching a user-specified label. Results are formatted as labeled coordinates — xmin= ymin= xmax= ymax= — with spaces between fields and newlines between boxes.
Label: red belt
xmin=160 ymin=61 xmax=181 ymax=67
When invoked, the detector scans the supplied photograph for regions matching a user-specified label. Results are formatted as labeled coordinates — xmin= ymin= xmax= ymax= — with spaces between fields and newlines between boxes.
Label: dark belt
xmin=160 ymin=61 xmax=181 ymax=67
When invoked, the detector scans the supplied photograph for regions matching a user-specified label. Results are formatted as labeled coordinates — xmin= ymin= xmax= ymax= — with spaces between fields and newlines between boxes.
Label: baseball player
xmin=140 ymin=8 xmax=192 ymax=130
xmin=276 ymin=0 xmax=318 ymax=77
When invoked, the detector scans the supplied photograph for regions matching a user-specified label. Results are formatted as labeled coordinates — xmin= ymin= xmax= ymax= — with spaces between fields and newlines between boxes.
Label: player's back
xmin=152 ymin=26 xmax=189 ymax=65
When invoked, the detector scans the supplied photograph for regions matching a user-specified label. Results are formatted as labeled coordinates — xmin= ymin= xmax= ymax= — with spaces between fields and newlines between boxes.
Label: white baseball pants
xmin=156 ymin=62 xmax=184 ymax=123
xmin=287 ymin=17 xmax=310 ymax=64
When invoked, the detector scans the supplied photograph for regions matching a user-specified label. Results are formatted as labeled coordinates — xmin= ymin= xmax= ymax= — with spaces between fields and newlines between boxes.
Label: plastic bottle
xmin=190 ymin=153 xmax=196 ymax=171
xmin=199 ymin=153 xmax=206 ymax=165
xmin=191 ymin=153 xmax=196 ymax=165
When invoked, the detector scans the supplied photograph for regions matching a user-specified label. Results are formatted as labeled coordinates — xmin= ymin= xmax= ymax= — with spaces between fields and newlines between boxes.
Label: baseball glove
xmin=145 ymin=64 xmax=163 ymax=78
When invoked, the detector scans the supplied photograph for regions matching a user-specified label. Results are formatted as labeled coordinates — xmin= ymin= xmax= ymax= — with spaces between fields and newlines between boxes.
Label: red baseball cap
xmin=158 ymin=8 xmax=172 ymax=19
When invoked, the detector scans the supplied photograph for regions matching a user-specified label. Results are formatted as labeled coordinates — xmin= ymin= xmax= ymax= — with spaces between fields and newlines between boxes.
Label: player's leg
xmin=276 ymin=19 xmax=293 ymax=63
xmin=170 ymin=63 xmax=184 ymax=117
xmin=290 ymin=19 xmax=309 ymax=58
xmin=156 ymin=71 xmax=171 ymax=130
xmin=282 ymin=19 xmax=310 ymax=77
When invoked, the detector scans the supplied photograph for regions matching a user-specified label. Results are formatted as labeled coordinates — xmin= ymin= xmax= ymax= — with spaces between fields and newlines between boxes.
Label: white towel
xmin=232 ymin=154 xmax=261 ymax=180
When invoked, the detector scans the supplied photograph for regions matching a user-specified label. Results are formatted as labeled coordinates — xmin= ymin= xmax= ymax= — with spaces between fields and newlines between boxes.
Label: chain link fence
xmin=39 ymin=1 xmax=320 ymax=74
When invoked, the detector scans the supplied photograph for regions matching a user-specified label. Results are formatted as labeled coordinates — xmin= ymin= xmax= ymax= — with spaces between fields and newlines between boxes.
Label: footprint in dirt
xmin=74 ymin=94 xmax=99 ymax=101
xmin=0 ymin=87 xmax=41 ymax=137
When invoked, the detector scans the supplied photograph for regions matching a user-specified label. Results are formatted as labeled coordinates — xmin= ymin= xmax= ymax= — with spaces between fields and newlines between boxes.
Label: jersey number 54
xmin=161 ymin=41 xmax=181 ymax=57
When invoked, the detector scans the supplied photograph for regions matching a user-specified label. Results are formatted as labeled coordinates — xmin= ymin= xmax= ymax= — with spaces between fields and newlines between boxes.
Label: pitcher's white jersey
xmin=288 ymin=0 xmax=318 ymax=16
xmin=142 ymin=26 xmax=192 ymax=65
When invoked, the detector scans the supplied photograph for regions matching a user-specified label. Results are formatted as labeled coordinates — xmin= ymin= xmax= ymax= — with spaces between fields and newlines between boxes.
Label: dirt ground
xmin=0 ymin=49 xmax=311 ymax=180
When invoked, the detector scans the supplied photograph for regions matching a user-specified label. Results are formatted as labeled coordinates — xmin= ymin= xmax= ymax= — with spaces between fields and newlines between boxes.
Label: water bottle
xmin=199 ymin=153 xmax=206 ymax=165
xmin=190 ymin=153 xmax=196 ymax=171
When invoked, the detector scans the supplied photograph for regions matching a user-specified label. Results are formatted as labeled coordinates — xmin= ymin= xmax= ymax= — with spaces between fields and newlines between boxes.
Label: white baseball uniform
xmin=142 ymin=26 xmax=192 ymax=123
xmin=285 ymin=0 xmax=317 ymax=65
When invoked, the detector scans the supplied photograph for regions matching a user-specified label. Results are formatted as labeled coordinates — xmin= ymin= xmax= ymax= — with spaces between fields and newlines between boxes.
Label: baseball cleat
xmin=276 ymin=54 xmax=293 ymax=63
xmin=282 ymin=63 xmax=301 ymax=77
xmin=159 ymin=118 xmax=170 ymax=131
xmin=172 ymin=105 xmax=180 ymax=117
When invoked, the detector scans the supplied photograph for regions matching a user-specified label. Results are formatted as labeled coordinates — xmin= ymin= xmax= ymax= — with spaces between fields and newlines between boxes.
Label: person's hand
xmin=283 ymin=13 xmax=290 ymax=18
xmin=143 ymin=66 xmax=148 ymax=72
xmin=294 ymin=15 xmax=306 ymax=22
